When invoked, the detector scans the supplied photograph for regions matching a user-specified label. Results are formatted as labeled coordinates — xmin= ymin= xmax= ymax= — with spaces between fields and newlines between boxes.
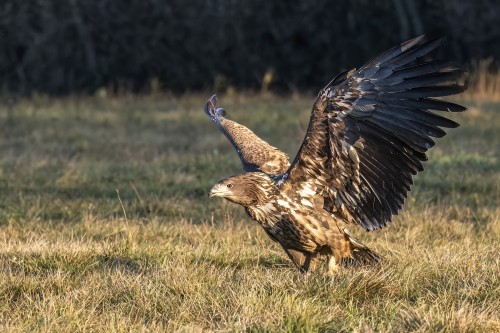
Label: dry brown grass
xmin=0 ymin=93 xmax=499 ymax=332
xmin=463 ymin=59 xmax=500 ymax=101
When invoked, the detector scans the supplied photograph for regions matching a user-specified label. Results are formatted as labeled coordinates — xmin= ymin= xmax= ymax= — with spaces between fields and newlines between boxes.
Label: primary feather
xmin=206 ymin=36 xmax=466 ymax=273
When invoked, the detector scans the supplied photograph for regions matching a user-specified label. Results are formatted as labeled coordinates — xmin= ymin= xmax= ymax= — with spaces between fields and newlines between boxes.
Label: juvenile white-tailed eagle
xmin=205 ymin=36 xmax=466 ymax=273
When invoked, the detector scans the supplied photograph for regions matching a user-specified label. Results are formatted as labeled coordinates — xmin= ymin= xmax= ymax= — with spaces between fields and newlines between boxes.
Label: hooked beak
xmin=208 ymin=184 xmax=225 ymax=198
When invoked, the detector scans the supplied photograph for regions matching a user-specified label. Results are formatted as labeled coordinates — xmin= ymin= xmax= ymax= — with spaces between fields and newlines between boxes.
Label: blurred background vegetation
xmin=0 ymin=0 xmax=499 ymax=97
xmin=0 ymin=2 xmax=499 ymax=330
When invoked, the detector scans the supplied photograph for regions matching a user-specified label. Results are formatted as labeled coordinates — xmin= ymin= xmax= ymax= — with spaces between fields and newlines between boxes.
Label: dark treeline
xmin=0 ymin=0 xmax=498 ymax=96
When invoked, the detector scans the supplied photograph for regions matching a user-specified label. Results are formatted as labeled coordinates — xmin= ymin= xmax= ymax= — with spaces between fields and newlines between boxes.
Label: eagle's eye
xmin=227 ymin=183 xmax=234 ymax=189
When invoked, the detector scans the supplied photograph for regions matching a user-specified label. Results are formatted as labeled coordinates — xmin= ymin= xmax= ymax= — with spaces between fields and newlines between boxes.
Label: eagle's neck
xmin=236 ymin=172 xmax=281 ymax=227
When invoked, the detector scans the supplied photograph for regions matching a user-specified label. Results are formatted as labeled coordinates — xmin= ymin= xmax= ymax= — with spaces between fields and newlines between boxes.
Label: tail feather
xmin=343 ymin=229 xmax=381 ymax=266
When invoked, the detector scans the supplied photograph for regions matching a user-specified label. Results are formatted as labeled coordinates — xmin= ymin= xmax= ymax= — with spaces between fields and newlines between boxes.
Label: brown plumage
xmin=205 ymin=36 xmax=466 ymax=273
xmin=204 ymin=97 xmax=290 ymax=175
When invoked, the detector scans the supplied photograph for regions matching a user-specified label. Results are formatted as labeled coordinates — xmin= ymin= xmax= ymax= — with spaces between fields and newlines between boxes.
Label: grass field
xmin=0 ymin=93 xmax=499 ymax=332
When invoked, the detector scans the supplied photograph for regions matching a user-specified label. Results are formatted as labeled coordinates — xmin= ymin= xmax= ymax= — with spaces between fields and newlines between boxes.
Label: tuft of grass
xmin=464 ymin=58 xmax=500 ymax=101
xmin=0 ymin=93 xmax=499 ymax=332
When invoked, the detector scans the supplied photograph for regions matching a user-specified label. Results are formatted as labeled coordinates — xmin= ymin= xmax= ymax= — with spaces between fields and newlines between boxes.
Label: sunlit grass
xmin=0 ymin=93 xmax=499 ymax=331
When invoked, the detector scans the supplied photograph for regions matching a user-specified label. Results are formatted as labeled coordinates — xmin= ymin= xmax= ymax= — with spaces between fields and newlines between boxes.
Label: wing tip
xmin=404 ymin=35 xmax=446 ymax=49
xmin=204 ymin=94 xmax=221 ymax=118
xmin=401 ymin=35 xmax=427 ymax=51
xmin=210 ymin=94 xmax=218 ymax=104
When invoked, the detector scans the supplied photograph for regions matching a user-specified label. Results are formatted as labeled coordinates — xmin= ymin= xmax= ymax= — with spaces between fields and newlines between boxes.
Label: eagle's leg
xmin=281 ymin=246 xmax=319 ymax=273
xmin=326 ymin=255 xmax=340 ymax=275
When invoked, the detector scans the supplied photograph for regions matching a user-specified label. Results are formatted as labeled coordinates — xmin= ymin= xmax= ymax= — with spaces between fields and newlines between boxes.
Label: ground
xmin=0 ymin=93 xmax=498 ymax=332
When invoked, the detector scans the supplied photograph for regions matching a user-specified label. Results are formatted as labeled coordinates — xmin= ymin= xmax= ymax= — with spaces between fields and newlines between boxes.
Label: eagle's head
xmin=209 ymin=172 xmax=275 ymax=207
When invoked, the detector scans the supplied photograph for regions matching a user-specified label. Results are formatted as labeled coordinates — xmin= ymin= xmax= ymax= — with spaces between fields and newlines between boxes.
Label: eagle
xmin=204 ymin=36 xmax=466 ymax=273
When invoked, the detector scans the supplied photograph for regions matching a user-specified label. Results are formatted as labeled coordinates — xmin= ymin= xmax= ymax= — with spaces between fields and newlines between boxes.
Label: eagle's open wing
xmin=280 ymin=36 xmax=466 ymax=231
xmin=205 ymin=95 xmax=290 ymax=175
